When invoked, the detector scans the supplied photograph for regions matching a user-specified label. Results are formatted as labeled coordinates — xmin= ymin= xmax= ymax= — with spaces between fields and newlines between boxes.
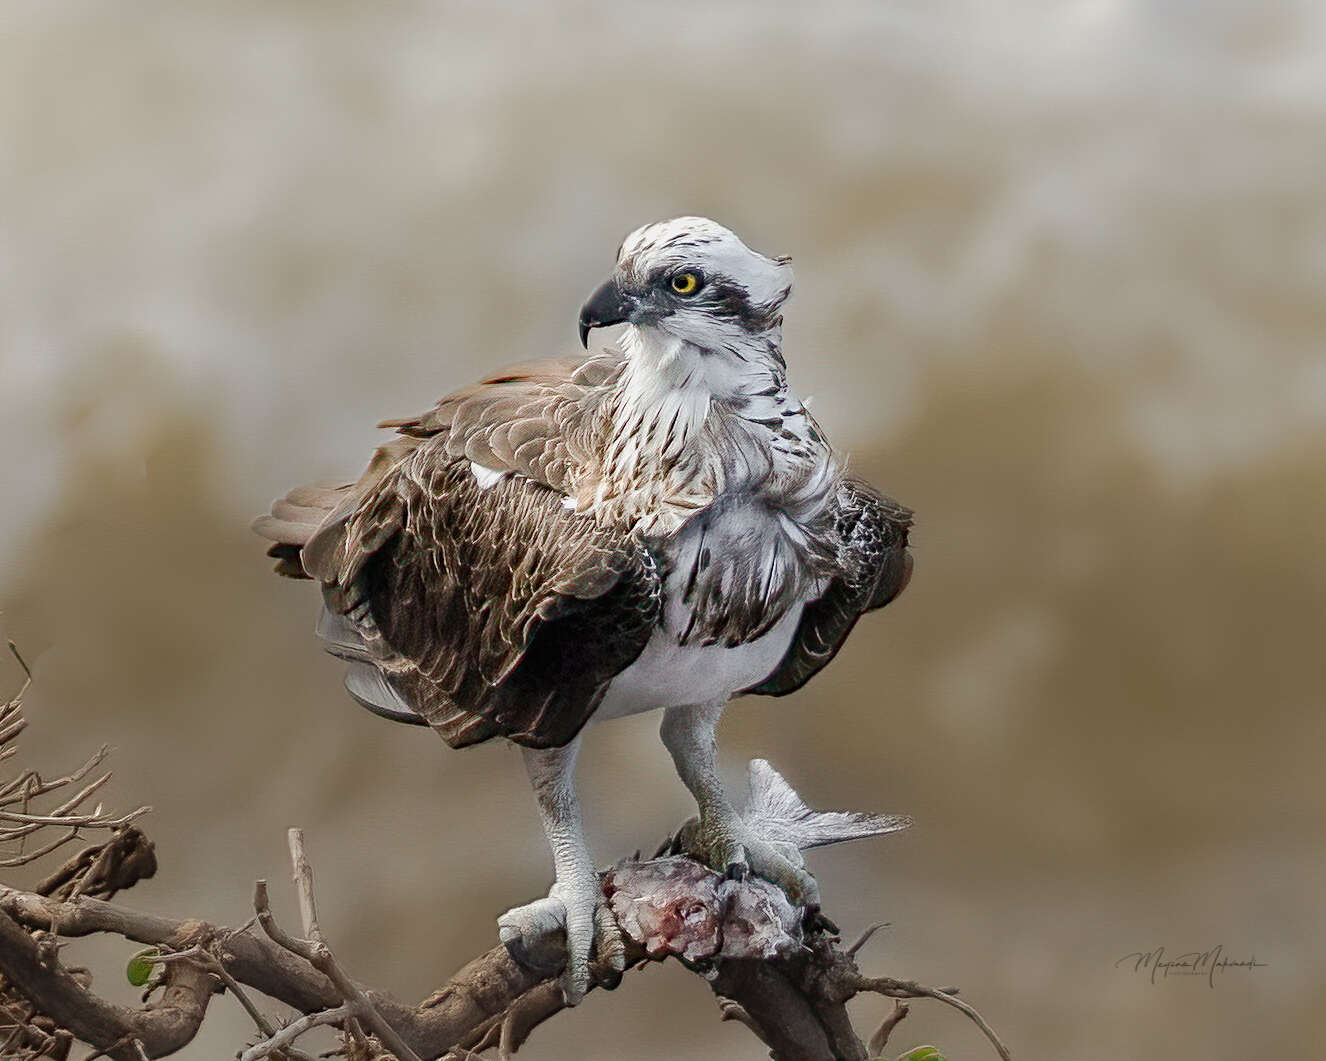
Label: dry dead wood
xmin=0 ymin=659 xmax=1010 ymax=1061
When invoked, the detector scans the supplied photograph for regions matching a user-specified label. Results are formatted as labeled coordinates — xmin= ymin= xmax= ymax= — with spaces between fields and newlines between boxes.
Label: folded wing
xmin=254 ymin=354 xmax=660 ymax=749
xmin=746 ymin=477 xmax=913 ymax=697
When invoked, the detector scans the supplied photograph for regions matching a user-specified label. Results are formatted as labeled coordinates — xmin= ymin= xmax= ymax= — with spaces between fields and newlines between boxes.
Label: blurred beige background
xmin=2 ymin=2 xmax=1324 ymax=1058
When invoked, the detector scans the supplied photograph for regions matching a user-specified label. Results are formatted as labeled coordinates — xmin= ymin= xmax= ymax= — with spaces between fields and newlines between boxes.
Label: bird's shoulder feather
xmin=376 ymin=352 xmax=622 ymax=496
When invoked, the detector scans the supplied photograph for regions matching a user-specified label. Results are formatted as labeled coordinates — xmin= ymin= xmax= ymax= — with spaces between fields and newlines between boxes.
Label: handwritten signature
xmin=1115 ymin=945 xmax=1268 ymax=987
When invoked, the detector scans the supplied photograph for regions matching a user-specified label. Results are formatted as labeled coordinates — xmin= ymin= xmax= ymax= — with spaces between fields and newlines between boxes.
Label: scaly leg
xmin=659 ymin=702 xmax=821 ymax=910
xmin=497 ymin=736 xmax=623 ymax=1004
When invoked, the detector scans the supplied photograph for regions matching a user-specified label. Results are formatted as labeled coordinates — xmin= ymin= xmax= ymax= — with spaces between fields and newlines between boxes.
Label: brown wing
xmin=746 ymin=477 xmax=913 ymax=697
xmin=379 ymin=353 xmax=621 ymax=495
xmin=255 ymin=353 xmax=622 ymax=578
xmin=307 ymin=437 xmax=661 ymax=749
xmin=254 ymin=353 xmax=650 ymax=748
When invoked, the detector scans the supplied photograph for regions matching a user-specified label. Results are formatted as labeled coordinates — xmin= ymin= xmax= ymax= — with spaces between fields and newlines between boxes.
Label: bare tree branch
xmin=0 ymin=673 xmax=149 ymax=874
xmin=0 ymin=909 xmax=213 ymax=1060
xmin=1 ymin=862 xmax=1012 ymax=1061
xmin=0 ymin=670 xmax=1013 ymax=1061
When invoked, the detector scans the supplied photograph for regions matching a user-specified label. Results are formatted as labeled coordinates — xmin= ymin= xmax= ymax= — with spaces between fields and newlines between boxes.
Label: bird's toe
xmin=592 ymin=899 xmax=627 ymax=984
xmin=500 ymin=874 xmax=622 ymax=1003
xmin=751 ymin=845 xmax=820 ymax=909
xmin=550 ymin=871 xmax=610 ymax=1006
xmin=498 ymin=895 xmax=567 ymax=977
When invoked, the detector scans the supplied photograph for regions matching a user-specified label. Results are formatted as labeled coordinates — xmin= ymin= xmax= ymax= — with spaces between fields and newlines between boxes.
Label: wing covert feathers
xmin=376 ymin=353 xmax=619 ymax=497
xmin=314 ymin=438 xmax=661 ymax=749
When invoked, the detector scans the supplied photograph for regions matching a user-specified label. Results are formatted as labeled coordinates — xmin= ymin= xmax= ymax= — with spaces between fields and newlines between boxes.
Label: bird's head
xmin=578 ymin=217 xmax=793 ymax=351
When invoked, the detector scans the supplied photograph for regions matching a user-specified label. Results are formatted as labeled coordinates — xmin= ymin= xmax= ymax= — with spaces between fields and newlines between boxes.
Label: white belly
xmin=595 ymin=596 xmax=808 ymax=721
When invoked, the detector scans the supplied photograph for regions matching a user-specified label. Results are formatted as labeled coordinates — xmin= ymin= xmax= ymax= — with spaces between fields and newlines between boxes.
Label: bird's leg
xmin=497 ymin=735 xmax=623 ymax=1005
xmin=660 ymin=702 xmax=822 ymax=913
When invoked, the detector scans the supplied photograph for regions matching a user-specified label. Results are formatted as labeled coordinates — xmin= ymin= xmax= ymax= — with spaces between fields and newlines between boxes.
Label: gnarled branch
xmin=0 ymin=669 xmax=1010 ymax=1061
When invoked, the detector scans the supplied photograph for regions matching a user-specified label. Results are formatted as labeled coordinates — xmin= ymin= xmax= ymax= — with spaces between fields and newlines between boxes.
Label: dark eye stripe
xmin=702 ymin=280 xmax=782 ymax=330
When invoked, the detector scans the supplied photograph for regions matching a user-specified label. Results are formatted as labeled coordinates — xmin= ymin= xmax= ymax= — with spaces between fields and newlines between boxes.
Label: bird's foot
xmin=498 ymin=869 xmax=626 ymax=1005
xmin=676 ymin=813 xmax=837 ymax=934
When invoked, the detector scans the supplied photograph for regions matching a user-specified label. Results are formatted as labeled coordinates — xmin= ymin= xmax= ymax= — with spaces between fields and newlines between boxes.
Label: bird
xmin=254 ymin=217 xmax=913 ymax=1003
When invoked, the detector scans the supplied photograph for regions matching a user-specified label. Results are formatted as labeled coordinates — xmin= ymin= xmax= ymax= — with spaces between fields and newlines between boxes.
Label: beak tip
xmin=578 ymin=278 xmax=634 ymax=349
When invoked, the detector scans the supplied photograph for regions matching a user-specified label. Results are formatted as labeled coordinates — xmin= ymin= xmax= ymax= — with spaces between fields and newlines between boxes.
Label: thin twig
xmin=0 ymin=748 xmax=109 ymax=805
xmin=6 ymin=642 xmax=32 ymax=683
xmin=846 ymin=921 xmax=889 ymax=958
xmin=147 ymin=914 xmax=315 ymax=1058
xmin=716 ymin=997 xmax=773 ymax=1048
xmin=853 ymin=974 xmax=1012 ymax=1061
xmin=286 ymin=829 xmax=322 ymax=944
xmin=134 ymin=946 xmax=200 ymax=967
xmin=0 ymin=827 xmax=80 ymax=867
xmin=0 ymin=806 xmax=145 ymax=829
xmin=211 ymin=956 xmax=280 ymax=1041
xmin=0 ymin=999 xmax=36 ymax=1055
xmin=867 ymin=1001 xmax=909 ymax=1056
xmin=79 ymin=1032 xmax=135 ymax=1061
xmin=254 ymin=881 xmax=424 ymax=1061
xmin=342 ymin=1013 xmax=370 ymax=1053
xmin=236 ymin=1006 xmax=351 ymax=1061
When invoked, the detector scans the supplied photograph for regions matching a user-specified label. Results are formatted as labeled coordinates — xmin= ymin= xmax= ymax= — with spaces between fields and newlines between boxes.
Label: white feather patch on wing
xmin=470 ymin=461 xmax=509 ymax=489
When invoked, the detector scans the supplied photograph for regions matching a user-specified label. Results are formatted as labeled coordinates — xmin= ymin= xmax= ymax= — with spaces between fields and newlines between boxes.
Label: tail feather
xmin=344 ymin=662 xmax=426 ymax=725
xmin=315 ymin=607 xmax=376 ymax=662
xmin=254 ymin=439 xmax=426 ymax=725
xmin=252 ymin=482 xmax=353 ymax=578
xmin=742 ymin=759 xmax=911 ymax=850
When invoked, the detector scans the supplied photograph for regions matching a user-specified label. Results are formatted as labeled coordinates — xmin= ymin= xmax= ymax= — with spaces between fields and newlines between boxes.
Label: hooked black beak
xmin=578 ymin=278 xmax=635 ymax=347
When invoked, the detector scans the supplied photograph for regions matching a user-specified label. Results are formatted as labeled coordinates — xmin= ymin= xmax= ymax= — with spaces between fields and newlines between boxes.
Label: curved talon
xmin=725 ymin=843 xmax=750 ymax=881
xmin=592 ymin=899 xmax=627 ymax=987
xmin=803 ymin=904 xmax=840 ymax=936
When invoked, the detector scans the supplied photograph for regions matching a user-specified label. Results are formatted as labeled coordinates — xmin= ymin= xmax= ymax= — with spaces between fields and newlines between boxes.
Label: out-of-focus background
xmin=2 ymin=2 xmax=1324 ymax=1057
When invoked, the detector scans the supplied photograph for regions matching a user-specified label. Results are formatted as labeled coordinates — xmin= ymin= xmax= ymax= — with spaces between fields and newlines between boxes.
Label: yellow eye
xmin=670 ymin=272 xmax=701 ymax=296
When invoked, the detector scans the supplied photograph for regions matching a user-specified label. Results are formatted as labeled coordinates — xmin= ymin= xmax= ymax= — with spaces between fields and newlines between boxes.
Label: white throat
xmin=589 ymin=323 xmax=832 ymax=535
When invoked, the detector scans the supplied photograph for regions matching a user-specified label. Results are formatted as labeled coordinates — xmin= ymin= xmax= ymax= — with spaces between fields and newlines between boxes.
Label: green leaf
xmin=125 ymin=948 xmax=160 ymax=987
xmin=896 ymin=1048 xmax=946 ymax=1061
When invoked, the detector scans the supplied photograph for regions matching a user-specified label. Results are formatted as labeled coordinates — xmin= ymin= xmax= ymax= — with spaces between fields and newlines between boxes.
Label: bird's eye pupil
xmin=671 ymin=272 xmax=700 ymax=295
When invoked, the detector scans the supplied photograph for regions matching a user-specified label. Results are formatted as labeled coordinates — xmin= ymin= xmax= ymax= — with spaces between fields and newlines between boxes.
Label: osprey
xmin=255 ymin=218 xmax=913 ymax=1002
